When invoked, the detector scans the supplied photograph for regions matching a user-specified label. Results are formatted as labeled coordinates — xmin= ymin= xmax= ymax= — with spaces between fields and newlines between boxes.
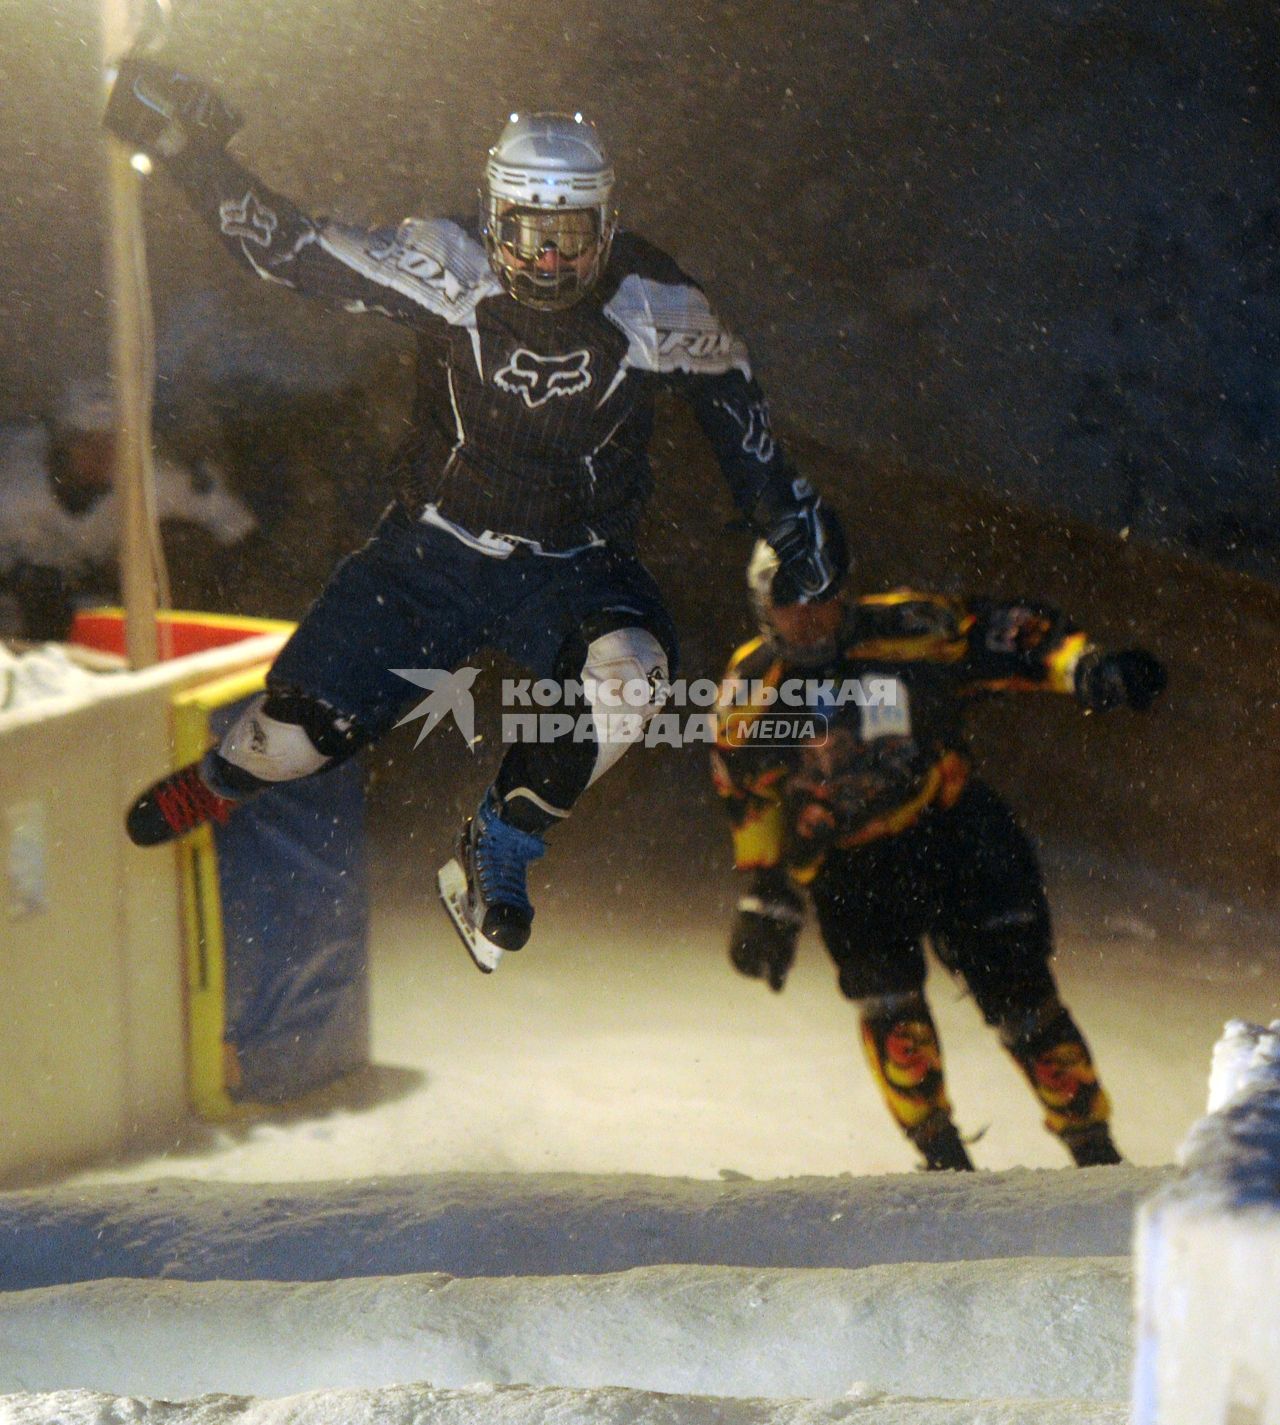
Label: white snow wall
xmin=1134 ymin=1020 xmax=1280 ymax=1425
xmin=0 ymin=1168 xmax=1151 ymax=1415
xmin=0 ymin=1258 xmax=1133 ymax=1401
xmin=0 ymin=632 xmax=286 ymax=1183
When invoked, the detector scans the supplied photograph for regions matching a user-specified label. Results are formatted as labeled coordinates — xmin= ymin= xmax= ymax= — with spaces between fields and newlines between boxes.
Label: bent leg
xmin=933 ymin=782 xmax=1121 ymax=1165
xmin=126 ymin=509 xmax=486 ymax=846
xmin=451 ymin=615 xmax=671 ymax=956
xmin=496 ymin=613 xmax=672 ymax=834
xmin=487 ymin=543 xmax=676 ymax=834
xmin=441 ymin=546 xmax=676 ymax=955
xmin=811 ymin=845 xmax=972 ymax=1171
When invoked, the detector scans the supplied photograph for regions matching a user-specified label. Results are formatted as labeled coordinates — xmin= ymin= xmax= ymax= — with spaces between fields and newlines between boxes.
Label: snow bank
xmin=0 ymin=1382 xmax=1130 ymax=1425
xmin=0 ymin=1257 xmax=1131 ymax=1401
xmin=0 ymin=1167 xmax=1166 ymax=1287
xmin=0 ymin=643 xmax=102 ymax=711
xmin=0 ymin=1168 xmax=1148 ymax=1423
xmin=1134 ymin=1020 xmax=1280 ymax=1424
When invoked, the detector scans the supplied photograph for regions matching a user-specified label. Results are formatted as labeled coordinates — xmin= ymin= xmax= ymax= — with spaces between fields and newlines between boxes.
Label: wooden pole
xmin=100 ymin=0 xmax=163 ymax=668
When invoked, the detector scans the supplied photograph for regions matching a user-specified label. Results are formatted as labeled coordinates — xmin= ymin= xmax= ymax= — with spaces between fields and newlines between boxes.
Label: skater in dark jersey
xmin=105 ymin=60 xmax=845 ymax=969
xmin=712 ymin=542 xmax=1165 ymax=1169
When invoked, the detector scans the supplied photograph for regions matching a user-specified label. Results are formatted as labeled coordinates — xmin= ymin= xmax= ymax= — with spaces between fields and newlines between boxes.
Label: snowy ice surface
xmin=0 ymin=1168 xmax=1163 ymax=1287
xmin=0 ymin=1385 xmax=1129 ymax=1425
xmin=0 ymin=1256 xmax=1132 ymax=1399
xmin=1 ymin=848 xmax=1273 ymax=1425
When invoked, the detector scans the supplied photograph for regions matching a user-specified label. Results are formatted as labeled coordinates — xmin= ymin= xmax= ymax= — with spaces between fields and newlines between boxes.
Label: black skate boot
xmin=437 ymin=789 xmax=546 ymax=973
xmin=1062 ymin=1123 xmax=1123 ymax=1167
xmin=910 ymin=1113 xmax=975 ymax=1172
xmin=126 ymin=759 xmax=239 ymax=846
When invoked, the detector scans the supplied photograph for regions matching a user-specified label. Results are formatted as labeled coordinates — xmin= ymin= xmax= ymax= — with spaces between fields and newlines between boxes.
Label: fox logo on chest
xmin=494 ymin=348 xmax=593 ymax=408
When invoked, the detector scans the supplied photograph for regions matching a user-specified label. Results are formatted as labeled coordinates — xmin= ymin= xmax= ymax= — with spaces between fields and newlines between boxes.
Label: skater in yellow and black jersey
xmin=712 ymin=542 xmax=1166 ymax=1171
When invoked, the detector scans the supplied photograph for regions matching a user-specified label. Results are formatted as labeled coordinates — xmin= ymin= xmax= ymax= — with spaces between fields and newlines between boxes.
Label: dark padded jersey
xmin=169 ymin=146 xmax=807 ymax=551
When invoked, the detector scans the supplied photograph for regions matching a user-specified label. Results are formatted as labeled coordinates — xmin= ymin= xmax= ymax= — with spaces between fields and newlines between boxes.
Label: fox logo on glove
xmin=494 ymin=348 xmax=593 ymax=408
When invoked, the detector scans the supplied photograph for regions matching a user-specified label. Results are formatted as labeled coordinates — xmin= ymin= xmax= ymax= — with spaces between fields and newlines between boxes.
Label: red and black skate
xmin=126 ymin=762 xmax=238 ymax=846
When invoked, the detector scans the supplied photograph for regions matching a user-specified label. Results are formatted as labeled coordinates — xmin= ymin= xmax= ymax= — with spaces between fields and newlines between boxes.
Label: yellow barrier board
xmin=171 ymin=663 xmax=276 ymax=1120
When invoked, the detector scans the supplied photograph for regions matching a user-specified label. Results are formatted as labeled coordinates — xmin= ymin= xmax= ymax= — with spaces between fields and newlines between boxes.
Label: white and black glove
xmin=758 ymin=484 xmax=848 ymax=605
xmin=104 ymin=56 xmax=243 ymax=160
xmin=729 ymin=869 xmax=805 ymax=992
xmin=1075 ymin=648 xmax=1167 ymax=712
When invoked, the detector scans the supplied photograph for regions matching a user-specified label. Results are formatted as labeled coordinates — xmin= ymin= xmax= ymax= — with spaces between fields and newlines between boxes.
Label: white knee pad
xmin=581 ymin=626 xmax=670 ymax=786
xmin=220 ymin=695 xmax=333 ymax=783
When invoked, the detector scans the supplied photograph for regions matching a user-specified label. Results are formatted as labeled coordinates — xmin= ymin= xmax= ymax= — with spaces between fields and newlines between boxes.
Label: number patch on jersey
xmin=859 ymin=678 xmax=911 ymax=741
xmin=494 ymin=348 xmax=593 ymax=408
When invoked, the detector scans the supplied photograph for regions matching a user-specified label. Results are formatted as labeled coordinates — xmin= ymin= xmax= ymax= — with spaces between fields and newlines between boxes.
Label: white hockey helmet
xmin=480 ymin=111 xmax=617 ymax=311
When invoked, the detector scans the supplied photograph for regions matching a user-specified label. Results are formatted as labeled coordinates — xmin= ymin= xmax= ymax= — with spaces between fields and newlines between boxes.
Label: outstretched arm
xmin=959 ymin=598 xmax=1166 ymax=710
xmin=611 ymin=236 xmax=847 ymax=601
xmin=103 ymin=58 xmax=473 ymax=323
xmin=684 ymin=367 xmax=847 ymax=603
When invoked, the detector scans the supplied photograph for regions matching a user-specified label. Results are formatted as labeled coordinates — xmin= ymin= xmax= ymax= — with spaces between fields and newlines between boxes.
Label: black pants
xmin=810 ymin=780 xmax=1056 ymax=1023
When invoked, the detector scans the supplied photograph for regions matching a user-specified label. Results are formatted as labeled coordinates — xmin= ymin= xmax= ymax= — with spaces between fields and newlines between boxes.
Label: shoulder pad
xmin=603 ymin=267 xmax=751 ymax=378
xmin=721 ymin=636 xmax=784 ymax=697
xmin=853 ymin=591 xmax=966 ymax=642
xmin=318 ymin=216 xmax=500 ymax=322
xmin=609 ymin=231 xmax=690 ymax=284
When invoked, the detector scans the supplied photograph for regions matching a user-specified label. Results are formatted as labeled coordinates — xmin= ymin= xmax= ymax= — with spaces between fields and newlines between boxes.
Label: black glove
xmin=758 ymin=485 xmax=849 ymax=606
xmin=1075 ymin=647 xmax=1167 ymax=712
xmin=104 ymin=56 xmax=243 ymax=160
xmin=728 ymin=870 xmax=805 ymax=992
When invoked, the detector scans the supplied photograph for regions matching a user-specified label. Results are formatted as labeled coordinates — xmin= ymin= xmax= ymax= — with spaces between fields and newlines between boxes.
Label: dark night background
xmin=1 ymin=0 xmax=1277 ymax=911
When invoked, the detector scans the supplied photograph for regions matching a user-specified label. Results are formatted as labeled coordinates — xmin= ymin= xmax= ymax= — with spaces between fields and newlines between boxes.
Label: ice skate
xmin=126 ymin=760 xmax=239 ymax=846
xmin=1063 ymin=1122 xmax=1123 ymax=1167
xmin=910 ymin=1113 xmax=976 ymax=1172
xmin=438 ymin=790 xmax=546 ymax=973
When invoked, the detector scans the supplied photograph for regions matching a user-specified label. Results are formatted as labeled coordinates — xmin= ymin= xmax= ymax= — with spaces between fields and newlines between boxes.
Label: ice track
xmin=1 ymin=1385 xmax=1129 ymax=1425
xmin=0 ymin=1169 xmax=1156 ymax=1422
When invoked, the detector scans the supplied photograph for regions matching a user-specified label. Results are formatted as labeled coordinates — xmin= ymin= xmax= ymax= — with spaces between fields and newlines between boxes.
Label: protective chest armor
xmin=391 ymin=227 xmax=751 ymax=547
xmin=771 ymin=598 xmax=971 ymax=832
xmin=832 ymin=595 xmax=970 ymax=753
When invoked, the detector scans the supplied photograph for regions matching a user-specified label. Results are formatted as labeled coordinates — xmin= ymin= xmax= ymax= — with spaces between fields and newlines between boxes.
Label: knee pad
xmin=579 ymin=623 xmax=670 ymax=786
xmin=219 ymin=693 xmax=339 ymax=784
xmin=496 ymin=620 xmax=671 ymax=829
